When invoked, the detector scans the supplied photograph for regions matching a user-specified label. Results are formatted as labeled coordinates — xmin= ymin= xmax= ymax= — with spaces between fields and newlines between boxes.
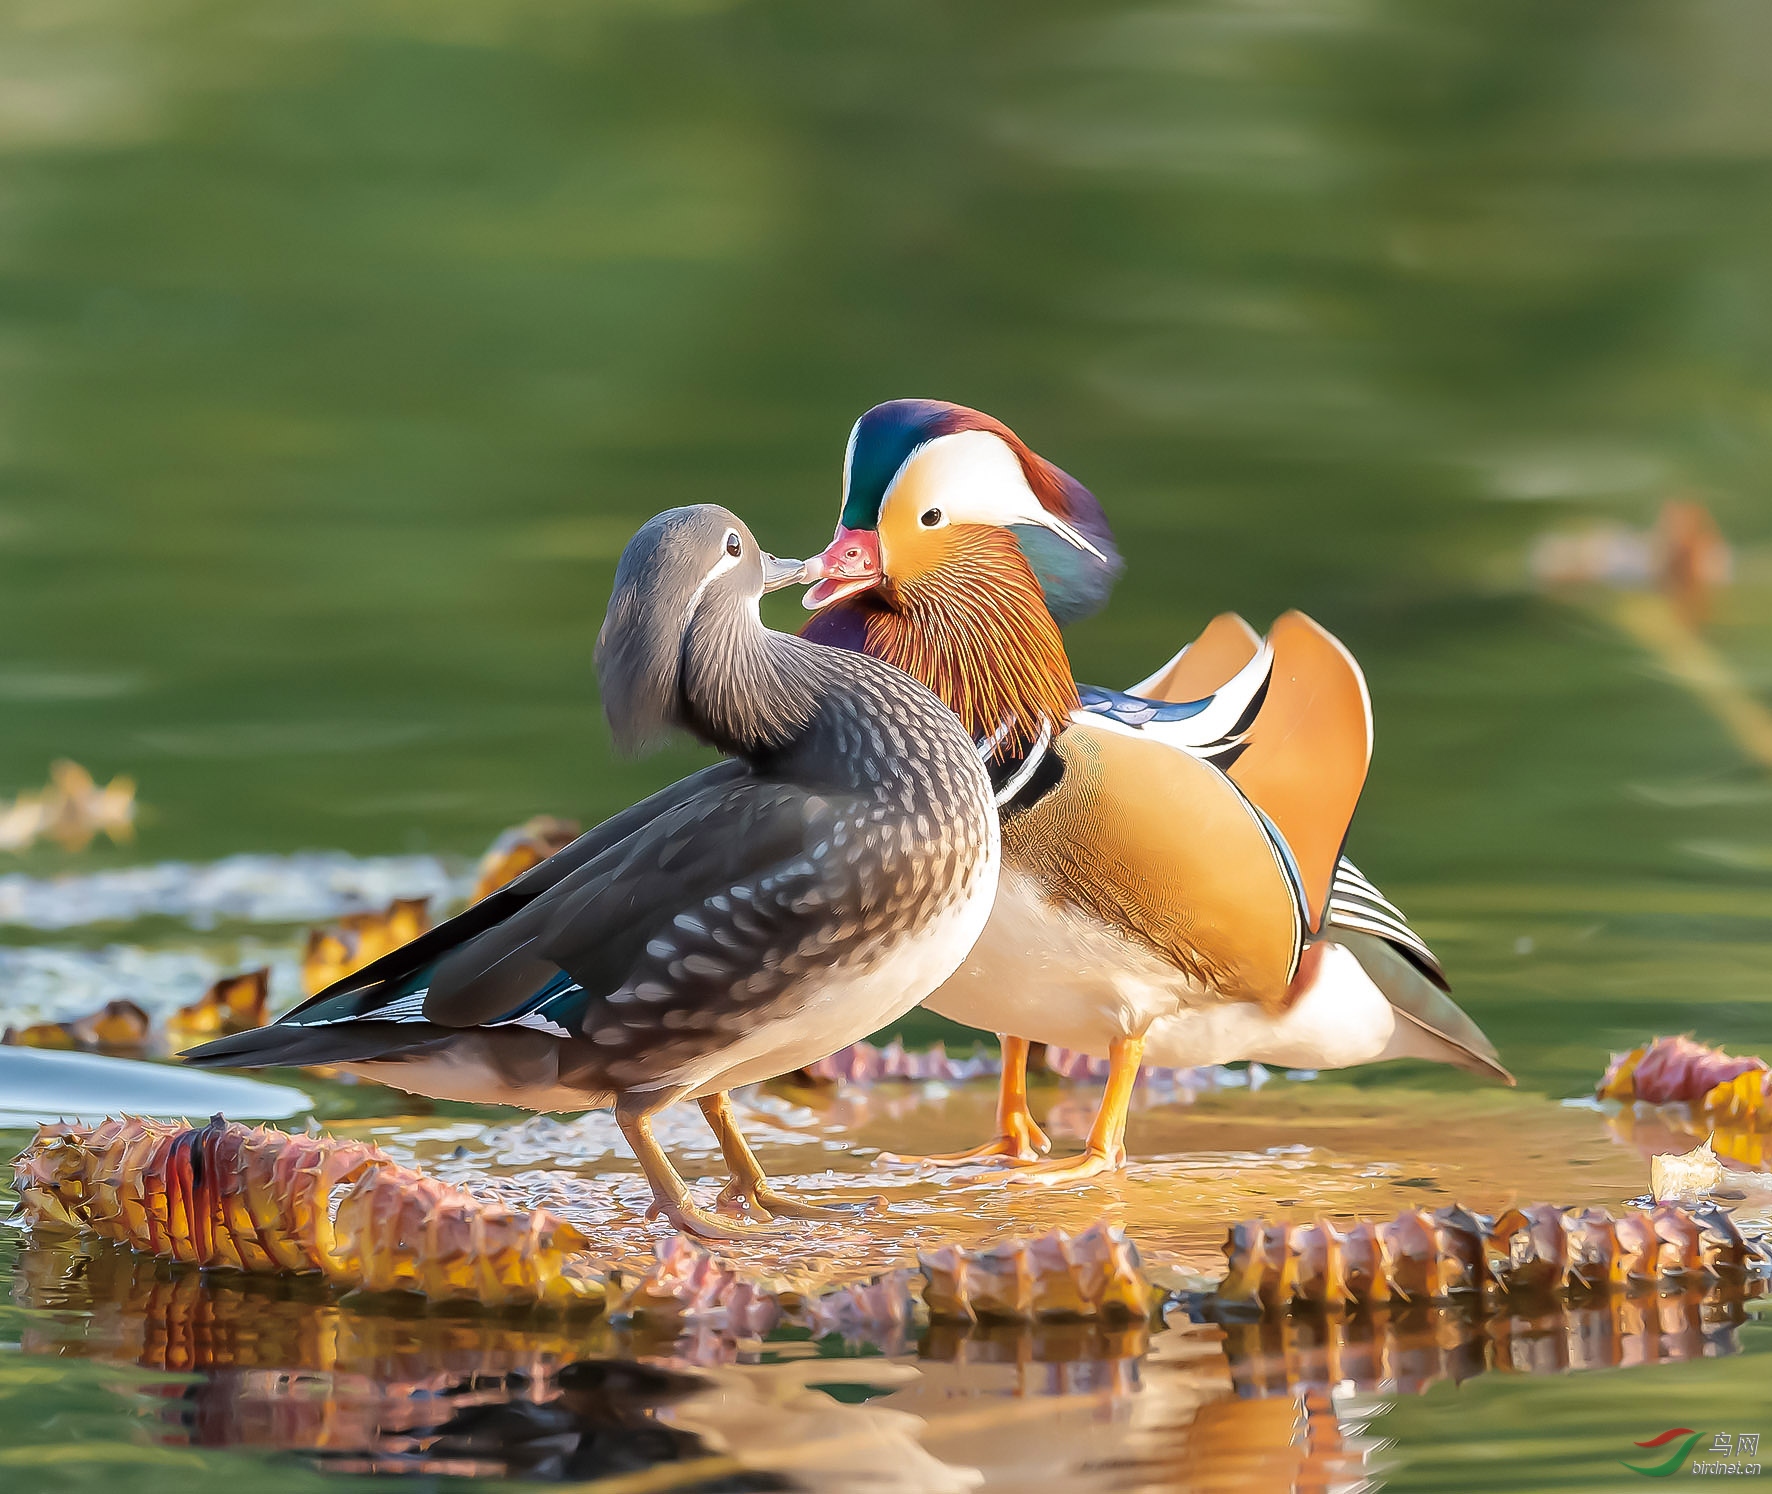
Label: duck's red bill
xmin=800 ymin=526 xmax=882 ymax=610
xmin=803 ymin=574 xmax=879 ymax=610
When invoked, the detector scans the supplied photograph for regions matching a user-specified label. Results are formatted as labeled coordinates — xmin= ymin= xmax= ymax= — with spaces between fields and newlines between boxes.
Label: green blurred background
xmin=4 ymin=0 xmax=1772 ymax=1086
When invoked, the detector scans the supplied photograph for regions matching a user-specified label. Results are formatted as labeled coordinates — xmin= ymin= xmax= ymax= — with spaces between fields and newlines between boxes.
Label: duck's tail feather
xmin=181 ymin=1020 xmax=453 ymax=1070
xmin=1126 ymin=612 xmax=1262 ymax=701
xmin=1331 ymin=928 xmax=1513 ymax=1085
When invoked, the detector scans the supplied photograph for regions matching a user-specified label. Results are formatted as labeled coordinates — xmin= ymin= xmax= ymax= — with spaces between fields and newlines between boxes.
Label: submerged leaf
xmin=1652 ymin=1138 xmax=1725 ymax=1203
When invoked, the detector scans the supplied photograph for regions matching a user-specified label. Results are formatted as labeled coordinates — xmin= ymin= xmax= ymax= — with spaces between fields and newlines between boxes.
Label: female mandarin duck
xmin=187 ymin=505 xmax=1001 ymax=1238
xmin=800 ymin=399 xmax=1510 ymax=1182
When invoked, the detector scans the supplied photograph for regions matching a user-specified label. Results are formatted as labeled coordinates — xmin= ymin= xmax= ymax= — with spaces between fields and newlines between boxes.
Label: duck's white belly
xmin=925 ymin=869 xmax=1208 ymax=1055
xmin=336 ymin=1052 xmax=608 ymax=1113
xmin=1142 ymin=940 xmax=1397 ymax=1070
xmin=679 ymin=840 xmax=1002 ymax=1099
xmin=927 ymin=878 xmax=1418 ymax=1074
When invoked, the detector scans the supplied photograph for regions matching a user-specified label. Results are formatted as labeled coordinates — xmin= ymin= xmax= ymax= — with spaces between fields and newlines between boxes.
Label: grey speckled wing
xmin=422 ymin=776 xmax=932 ymax=1089
xmin=263 ymin=759 xmax=755 ymax=1029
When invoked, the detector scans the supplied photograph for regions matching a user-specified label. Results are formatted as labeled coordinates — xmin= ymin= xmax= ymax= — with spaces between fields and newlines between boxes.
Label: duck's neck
xmin=680 ymin=609 xmax=823 ymax=761
xmin=815 ymin=529 xmax=1078 ymax=757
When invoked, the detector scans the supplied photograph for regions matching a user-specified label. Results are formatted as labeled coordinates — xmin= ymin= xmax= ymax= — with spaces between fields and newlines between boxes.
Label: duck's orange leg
xmin=1010 ymin=1033 xmax=1144 ymax=1185
xmin=880 ymin=1035 xmax=1051 ymax=1165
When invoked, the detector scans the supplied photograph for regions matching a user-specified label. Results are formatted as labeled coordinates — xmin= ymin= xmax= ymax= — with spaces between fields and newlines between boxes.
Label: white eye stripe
xmin=682 ymin=545 xmax=744 ymax=629
xmin=1038 ymin=512 xmax=1108 ymax=563
xmin=702 ymin=548 xmax=743 ymax=583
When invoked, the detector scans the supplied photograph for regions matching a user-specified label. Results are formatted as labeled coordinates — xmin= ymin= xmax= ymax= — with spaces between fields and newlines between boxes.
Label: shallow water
xmin=4 ymin=1078 xmax=1771 ymax=1491
xmin=5 ymin=0 xmax=1772 ymax=1488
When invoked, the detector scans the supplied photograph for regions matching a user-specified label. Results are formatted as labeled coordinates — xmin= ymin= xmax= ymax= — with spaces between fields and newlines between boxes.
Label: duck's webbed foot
xmin=1006 ymin=1032 xmax=1144 ymax=1189
xmin=620 ymin=1091 xmax=788 ymax=1241
xmin=697 ymin=1091 xmax=878 ymax=1226
xmin=878 ymin=1034 xmax=1052 ymax=1167
xmin=645 ymin=1194 xmax=789 ymax=1241
xmin=880 ymin=1114 xmax=1051 ymax=1168
xmin=715 ymin=1177 xmax=881 ymax=1223
xmin=1004 ymin=1145 xmax=1125 ymax=1186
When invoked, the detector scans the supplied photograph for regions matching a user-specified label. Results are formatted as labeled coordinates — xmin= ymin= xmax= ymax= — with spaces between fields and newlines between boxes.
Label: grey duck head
xmin=596 ymin=505 xmax=808 ymax=757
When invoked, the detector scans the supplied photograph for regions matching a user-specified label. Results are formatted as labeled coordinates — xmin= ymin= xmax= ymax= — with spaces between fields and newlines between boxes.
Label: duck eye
xmin=724 ymin=530 xmax=742 ymax=557
xmin=920 ymin=507 xmax=943 ymax=528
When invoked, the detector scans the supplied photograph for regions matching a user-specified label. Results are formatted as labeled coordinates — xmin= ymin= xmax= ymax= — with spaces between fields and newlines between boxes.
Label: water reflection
xmin=256 ymin=1363 xmax=792 ymax=1488
xmin=10 ymin=1237 xmax=1766 ymax=1490
xmin=1207 ymin=1288 xmax=1764 ymax=1397
xmin=1605 ymin=1101 xmax=1772 ymax=1173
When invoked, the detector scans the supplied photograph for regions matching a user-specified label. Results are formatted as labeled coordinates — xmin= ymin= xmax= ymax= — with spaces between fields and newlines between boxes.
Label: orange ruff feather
xmin=866 ymin=528 xmax=1078 ymax=756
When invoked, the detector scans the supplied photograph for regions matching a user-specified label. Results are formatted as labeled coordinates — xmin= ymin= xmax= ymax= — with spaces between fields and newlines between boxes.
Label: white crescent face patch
xmin=681 ymin=527 xmax=748 ymax=629
xmin=880 ymin=431 xmax=1106 ymax=561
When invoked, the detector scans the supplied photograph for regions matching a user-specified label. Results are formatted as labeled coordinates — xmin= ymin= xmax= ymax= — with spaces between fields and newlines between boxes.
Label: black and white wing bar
xmin=1325 ymin=858 xmax=1448 ymax=988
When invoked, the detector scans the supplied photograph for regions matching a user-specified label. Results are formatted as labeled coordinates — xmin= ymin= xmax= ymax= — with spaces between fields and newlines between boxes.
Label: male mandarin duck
xmin=800 ymin=399 xmax=1511 ymax=1182
xmin=187 ymin=505 xmax=1001 ymax=1238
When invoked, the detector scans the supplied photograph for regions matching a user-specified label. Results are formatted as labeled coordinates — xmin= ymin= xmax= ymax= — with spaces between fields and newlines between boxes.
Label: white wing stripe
xmin=290 ymin=985 xmax=431 ymax=1026
xmin=1327 ymin=857 xmax=1445 ymax=978
xmin=488 ymin=984 xmax=584 ymax=1029
xmin=1092 ymin=642 xmax=1276 ymax=761
xmin=1329 ymin=905 xmax=1433 ymax=948
xmin=503 ymin=1011 xmax=575 ymax=1038
xmin=1156 ymin=641 xmax=1273 ymax=750
xmin=1328 ymin=897 xmax=1418 ymax=941
xmin=1326 ymin=903 xmax=1440 ymax=967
